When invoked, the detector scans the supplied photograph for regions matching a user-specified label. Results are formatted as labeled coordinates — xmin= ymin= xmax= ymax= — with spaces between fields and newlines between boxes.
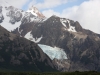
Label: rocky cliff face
xmin=0 ymin=25 xmax=57 ymax=72
xmin=13 ymin=15 xmax=100 ymax=72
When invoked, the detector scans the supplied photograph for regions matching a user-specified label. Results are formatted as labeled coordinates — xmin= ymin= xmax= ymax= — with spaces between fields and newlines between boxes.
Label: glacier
xmin=38 ymin=44 xmax=67 ymax=60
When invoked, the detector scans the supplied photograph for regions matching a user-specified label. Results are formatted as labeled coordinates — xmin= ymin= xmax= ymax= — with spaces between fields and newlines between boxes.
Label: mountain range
xmin=0 ymin=1 xmax=100 ymax=72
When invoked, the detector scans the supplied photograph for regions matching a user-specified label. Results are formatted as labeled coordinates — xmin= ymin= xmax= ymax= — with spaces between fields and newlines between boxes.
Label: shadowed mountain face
xmin=0 ymin=25 xmax=57 ymax=72
xmin=13 ymin=15 xmax=100 ymax=72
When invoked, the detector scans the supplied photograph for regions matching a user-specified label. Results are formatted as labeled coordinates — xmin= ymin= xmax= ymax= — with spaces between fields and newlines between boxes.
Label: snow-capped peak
xmin=30 ymin=6 xmax=39 ymax=13
xmin=0 ymin=1 xmax=46 ymax=32
xmin=27 ymin=6 xmax=45 ymax=18
xmin=27 ymin=6 xmax=38 ymax=17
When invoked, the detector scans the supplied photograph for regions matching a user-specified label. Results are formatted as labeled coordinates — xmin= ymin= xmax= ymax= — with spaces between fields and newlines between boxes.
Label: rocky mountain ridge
xmin=13 ymin=15 xmax=100 ymax=72
xmin=0 ymin=1 xmax=45 ymax=31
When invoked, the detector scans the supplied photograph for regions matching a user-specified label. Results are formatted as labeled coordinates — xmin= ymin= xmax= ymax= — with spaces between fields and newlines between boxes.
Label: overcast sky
xmin=1 ymin=0 xmax=100 ymax=34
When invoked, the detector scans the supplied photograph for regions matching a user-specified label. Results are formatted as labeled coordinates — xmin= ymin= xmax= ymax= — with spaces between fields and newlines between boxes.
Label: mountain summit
xmin=27 ymin=6 xmax=45 ymax=18
xmin=0 ymin=2 xmax=45 ymax=31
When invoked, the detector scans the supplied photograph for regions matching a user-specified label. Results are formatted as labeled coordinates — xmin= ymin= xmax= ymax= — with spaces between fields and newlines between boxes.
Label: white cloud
xmin=29 ymin=0 xmax=69 ymax=10
xmin=28 ymin=0 xmax=37 ymax=9
xmin=61 ymin=0 xmax=100 ymax=34
xmin=42 ymin=9 xmax=61 ymax=17
xmin=42 ymin=0 xmax=100 ymax=34
xmin=0 ymin=0 xmax=28 ymax=9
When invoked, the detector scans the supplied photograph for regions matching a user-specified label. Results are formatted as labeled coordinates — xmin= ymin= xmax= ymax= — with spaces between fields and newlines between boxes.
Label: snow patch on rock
xmin=60 ymin=18 xmax=67 ymax=27
xmin=67 ymin=20 xmax=76 ymax=32
xmin=25 ymin=31 xmax=42 ymax=43
xmin=60 ymin=18 xmax=77 ymax=32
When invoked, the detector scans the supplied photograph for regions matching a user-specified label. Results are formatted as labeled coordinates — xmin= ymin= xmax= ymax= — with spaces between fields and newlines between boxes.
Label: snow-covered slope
xmin=38 ymin=44 xmax=67 ymax=60
xmin=0 ymin=1 xmax=45 ymax=31
xmin=0 ymin=6 xmax=22 ymax=31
